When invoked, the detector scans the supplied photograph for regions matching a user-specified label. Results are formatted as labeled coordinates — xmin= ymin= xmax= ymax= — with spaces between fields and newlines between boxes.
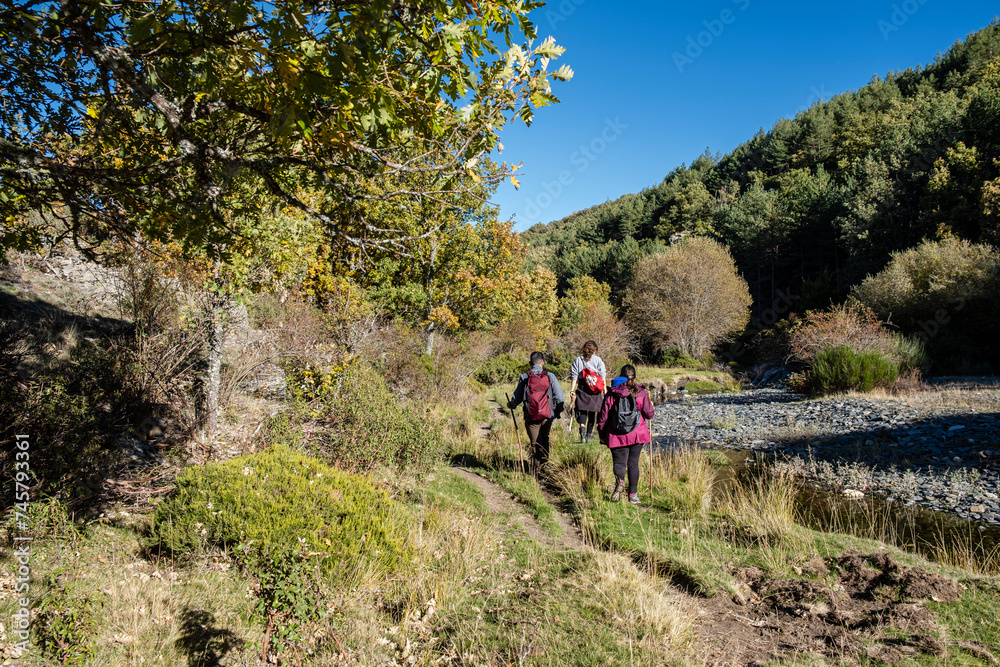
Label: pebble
xmin=651 ymin=387 xmax=1000 ymax=527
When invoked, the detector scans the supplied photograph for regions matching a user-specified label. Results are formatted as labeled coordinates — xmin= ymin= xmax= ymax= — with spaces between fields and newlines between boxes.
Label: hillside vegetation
xmin=524 ymin=22 xmax=1000 ymax=371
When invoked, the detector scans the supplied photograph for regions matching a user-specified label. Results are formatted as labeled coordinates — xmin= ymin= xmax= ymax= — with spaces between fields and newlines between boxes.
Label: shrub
xmin=149 ymin=444 xmax=411 ymax=578
xmin=369 ymin=323 xmax=434 ymax=400
xmin=239 ymin=546 xmax=325 ymax=663
xmin=624 ymin=237 xmax=751 ymax=358
xmin=422 ymin=332 xmax=494 ymax=400
xmin=852 ymin=238 xmax=1000 ymax=369
xmin=474 ymin=353 xmax=527 ymax=385
xmin=34 ymin=586 xmax=103 ymax=666
xmin=557 ymin=303 xmax=639 ymax=374
xmin=288 ymin=363 xmax=445 ymax=472
xmin=1 ymin=338 xmax=152 ymax=507
xmin=788 ymin=301 xmax=926 ymax=372
xmin=797 ymin=345 xmax=899 ymax=395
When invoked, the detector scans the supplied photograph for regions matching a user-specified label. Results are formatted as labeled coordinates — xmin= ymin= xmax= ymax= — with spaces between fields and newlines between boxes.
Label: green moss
xmin=684 ymin=380 xmax=731 ymax=395
xmin=149 ymin=444 xmax=410 ymax=577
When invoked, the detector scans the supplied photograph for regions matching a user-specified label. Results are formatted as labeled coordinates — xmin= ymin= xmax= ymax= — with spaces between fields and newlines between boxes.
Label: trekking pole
xmin=648 ymin=441 xmax=653 ymax=496
xmin=505 ymin=393 xmax=527 ymax=479
xmin=564 ymin=395 xmax=574 ymax=434
xmin=648 ymin=426 xmax=655 ymax=496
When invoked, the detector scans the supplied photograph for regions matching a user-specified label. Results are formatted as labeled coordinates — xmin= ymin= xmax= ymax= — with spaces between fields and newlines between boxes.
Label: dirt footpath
xmin=451 ymin=467 xmax=997 ymax=666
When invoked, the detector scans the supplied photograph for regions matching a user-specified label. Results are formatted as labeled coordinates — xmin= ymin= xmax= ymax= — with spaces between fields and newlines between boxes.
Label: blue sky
xmin=492 ymin=1 xmax=1000 ymax=231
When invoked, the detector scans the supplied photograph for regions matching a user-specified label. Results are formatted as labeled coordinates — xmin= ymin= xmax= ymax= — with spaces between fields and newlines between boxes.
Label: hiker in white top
xmin=568 ymin=340 xmax=607 ymax=442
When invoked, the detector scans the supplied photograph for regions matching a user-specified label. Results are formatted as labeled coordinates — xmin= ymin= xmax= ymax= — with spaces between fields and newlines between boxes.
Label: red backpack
xmin=526 ymin=372 xmax=552 ymax=420
xmin=579 ymin=367 xmax=605 ymax=393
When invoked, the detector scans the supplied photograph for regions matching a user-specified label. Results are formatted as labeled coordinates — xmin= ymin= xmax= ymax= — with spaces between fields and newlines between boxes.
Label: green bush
xmin=661 ymin=348 xmax=714 ymax=370
xmin=149 ymin=444 xmax=411 ymax=578
xmin=473 ymin=354 xmax=527 ymax=385
xmin=802 ymin=345 xmax=899 ymax=395
xmin=287 ymin=363 xmax=445 ymax=472
xmin=34 ymin=586 xmax=103 ymax=666
xmin=893 ymin=334 xmax=929 ymax=372
xmin=852 ymin=238 xmax=1000 ymax=370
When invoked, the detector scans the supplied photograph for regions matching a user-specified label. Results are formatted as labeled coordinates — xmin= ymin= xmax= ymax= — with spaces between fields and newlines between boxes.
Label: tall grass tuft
xmin=591 ymin=551 xmax=693 ymax=649
xmin=718 ymin=471 xmax=796 ymax=547
xmin=552 ymin=443 xmax=607 ymax=501
xmin=648 ymin=444 xmax=716 ymax=516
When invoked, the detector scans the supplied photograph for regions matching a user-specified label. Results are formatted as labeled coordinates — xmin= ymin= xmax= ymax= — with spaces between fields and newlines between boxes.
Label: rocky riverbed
xmin=649 ymin=383 xmax=1000 ymax=526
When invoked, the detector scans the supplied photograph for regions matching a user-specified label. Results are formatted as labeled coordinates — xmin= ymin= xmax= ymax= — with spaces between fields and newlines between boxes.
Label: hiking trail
xmin=450 ymin=467 xmax=585 ymax=552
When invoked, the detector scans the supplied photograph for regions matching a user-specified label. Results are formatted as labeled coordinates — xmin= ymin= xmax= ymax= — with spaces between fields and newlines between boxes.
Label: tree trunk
xmin=202 ymin=293 xmax=227 ymax=437
xmin=424 ymin=323 xmax=436 ymax=356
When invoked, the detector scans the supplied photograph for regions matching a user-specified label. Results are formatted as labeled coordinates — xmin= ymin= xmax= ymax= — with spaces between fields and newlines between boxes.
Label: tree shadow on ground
xmin=0 ymin=291 xmax=163 ymax=520
xmin=175 ymin=608 xmax=244 ymax=667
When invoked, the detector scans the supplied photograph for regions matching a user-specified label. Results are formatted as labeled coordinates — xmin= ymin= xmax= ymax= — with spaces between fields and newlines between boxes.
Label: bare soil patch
xmin=692 ymin=550 xmax=989 ymax=666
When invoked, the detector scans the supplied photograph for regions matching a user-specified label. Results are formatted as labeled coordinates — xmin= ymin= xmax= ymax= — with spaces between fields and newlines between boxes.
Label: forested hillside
xmin=523 ymin=22 xmax=1000 ymax=368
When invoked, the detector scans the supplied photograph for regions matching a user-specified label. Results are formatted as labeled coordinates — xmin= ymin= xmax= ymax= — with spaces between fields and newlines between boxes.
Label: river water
xmin=710 ymin=448 xmax=1000 ymax=572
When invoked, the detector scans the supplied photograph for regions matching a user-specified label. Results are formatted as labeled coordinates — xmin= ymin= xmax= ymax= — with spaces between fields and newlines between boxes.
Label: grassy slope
xmin=3 ymin=372 xmax=999 ymax=666
xmin=450 ymin=383 xmax=1000 ymax=666
xmin=0 ymin=465 xmax=690 ymax=665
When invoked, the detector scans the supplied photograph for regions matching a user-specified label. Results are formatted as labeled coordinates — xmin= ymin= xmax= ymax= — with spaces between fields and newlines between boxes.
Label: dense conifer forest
xmin=523 ymin=22 xmax=1000 ymax=369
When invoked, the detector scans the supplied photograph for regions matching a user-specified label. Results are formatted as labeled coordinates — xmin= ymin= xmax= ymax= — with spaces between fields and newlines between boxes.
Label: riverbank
xmin=649 ymin=382 xmax=1000 ymax=526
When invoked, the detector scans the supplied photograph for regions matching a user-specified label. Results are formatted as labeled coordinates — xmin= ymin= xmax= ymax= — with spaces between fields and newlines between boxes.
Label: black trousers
xmin=575 ymin=409 xmax=597 ymax=432
xmin=611 ymin=443 xmax=645 ymax=495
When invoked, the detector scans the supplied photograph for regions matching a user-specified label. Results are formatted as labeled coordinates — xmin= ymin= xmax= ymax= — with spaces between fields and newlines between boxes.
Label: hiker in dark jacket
xmin=597 ymin=364 xmax=654 ymax=504
xmin=507 ymin=351 xmax=565 ymax=472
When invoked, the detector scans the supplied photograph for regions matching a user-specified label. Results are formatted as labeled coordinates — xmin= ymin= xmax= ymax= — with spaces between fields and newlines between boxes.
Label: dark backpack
xmin=611 ymin=393 xmax=641 ymax=435
xmin=526 ymin=372 xmax=552 ymax=420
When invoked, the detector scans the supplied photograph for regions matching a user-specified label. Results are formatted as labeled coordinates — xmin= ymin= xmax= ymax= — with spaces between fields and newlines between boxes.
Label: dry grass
xmin=590 ymin=551 xmax=694 ymax=650
xmin=723 ymin=470 xmax=795 ymax=540
xmin=386 ymin=499 xmax=501 ymax=612
xmin=886 ymin=386 xmax=1000 ymax=412
xmin=649 ymin=443 xmax=716 ymax=517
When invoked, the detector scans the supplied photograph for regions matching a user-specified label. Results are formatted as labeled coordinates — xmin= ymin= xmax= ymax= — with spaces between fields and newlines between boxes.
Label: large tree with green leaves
xmin=0 ymin=0 xmax=571 ymax=255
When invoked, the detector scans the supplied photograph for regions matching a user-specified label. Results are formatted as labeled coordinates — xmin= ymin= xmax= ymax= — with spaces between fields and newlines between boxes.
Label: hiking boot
xmin=585 ymin=430 xmax=594 ymax=442
xmin=610 ymin=478 xmax=626 ymax=503
xmin=628 ymin=493 xmax=641 ymax=505
xmin=579 ymin=427 xmax=586 ymax=443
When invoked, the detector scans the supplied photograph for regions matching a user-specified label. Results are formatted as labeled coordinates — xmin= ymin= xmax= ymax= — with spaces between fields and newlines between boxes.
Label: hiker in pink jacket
xmin=597 ymin=364 xmax=655 ymax=504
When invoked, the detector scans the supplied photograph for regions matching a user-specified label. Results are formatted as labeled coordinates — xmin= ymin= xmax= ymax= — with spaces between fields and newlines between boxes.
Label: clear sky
xmin=492 ymin=1 xmax=1000 ymax=231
